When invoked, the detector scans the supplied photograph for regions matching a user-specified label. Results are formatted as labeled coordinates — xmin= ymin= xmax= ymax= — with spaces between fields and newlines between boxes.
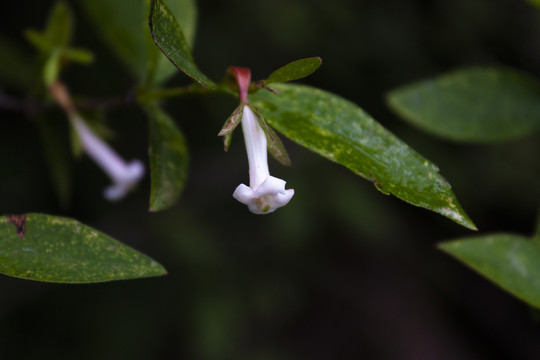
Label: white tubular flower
xmin=71 ymin=114 xmax=144 ymax=201
xmin=233 ymin=106 xmax=294 ymax=214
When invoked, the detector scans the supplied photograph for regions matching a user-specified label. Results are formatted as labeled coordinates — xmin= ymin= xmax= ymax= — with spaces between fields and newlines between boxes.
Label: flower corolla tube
xmin=71 ymin=114 xmax=145 ymax=201
xmin=233 ymin=106 xmax=294 ymax=214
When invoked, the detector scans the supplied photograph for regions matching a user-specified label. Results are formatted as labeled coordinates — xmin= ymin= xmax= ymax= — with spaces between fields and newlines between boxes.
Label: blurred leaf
xmin=43 ymin=50 xmax=61 ymax=86
xmin=44 ymin=1 xmax=72 ymax=49
xmin=387 ymin=67 xmax=540 ymax=142
xmin=69 ymin=110 xmax=111 ymax=158
xmin=0 ymin=36 xmax=33 ymax=90
xmin=264 ymin=57 xmax=322 ymax=84
xmin=439 ymin=229 xmax=540 ymax=309
xmin=149 ymin=0 xmax=216 ymax=89
xmin=145 ymin=104 xmax=189 ymax=211
xmin=80 ymin=0 xmax=197 ymax=85
xmin=62 ymin=48 xmax=94 ymax=64
xmin=251 ymin=84 xmax=476 ymax=230
xmin=0 ymin=214 xmax=166 ymax=283
xmin=529 ymin=0 xmax=540 ymax=10
xmin=152 ymin=0 xmax=197 ymax=84
xmin=24 ymin=30 xmax=52 ymax=53
xmin=36 ymin=116 xmax=72 ymax=209
xmin=25 ymin=1 xmax=73 ymax=54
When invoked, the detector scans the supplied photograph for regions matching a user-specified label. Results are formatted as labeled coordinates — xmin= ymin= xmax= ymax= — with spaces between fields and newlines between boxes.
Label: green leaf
xmin=0 ymin=214 xmax=166 ymax=283
xmin=145 ymin=104 xmax=189 ymax=211
xmin=439 ymin=232 xmax=540 ymax=309
xmin=387 ymin=67 xmax=540 ymax=142
xmin=80 ymin=0 xmax=197 ymax=85
xmin=251 ymin=83 xmax=476 ymax=230
xmin=25 ymin=29 xmax=52 ymax=53
xmin=264 ymin=57 xmax=322 ymax=84
xmin=43 ymin=1 xmax=73 ymax=50
xmin=149 ymin=0 xmax=216 ymax=89
xmin=62 ymin=48 xmax=94 ymax=64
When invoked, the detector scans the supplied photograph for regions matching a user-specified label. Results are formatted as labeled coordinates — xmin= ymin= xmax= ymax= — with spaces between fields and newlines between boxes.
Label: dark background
xmin=1 ymin=0 xmax=540 ymax=359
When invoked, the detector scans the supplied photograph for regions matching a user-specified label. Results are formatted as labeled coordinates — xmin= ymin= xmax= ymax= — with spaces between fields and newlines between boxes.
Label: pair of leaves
xmin=26 ymin=1 xmax=93 ymax=86
xmin=149 ymin=0 xmax=216 ymax=89
xmin=440 ymin=224 xmax=540 ymax=309
xmin=0 ymin=214 xmax=166 ymax=283
xmin=387 ymin=67 xmax=540 ymax=142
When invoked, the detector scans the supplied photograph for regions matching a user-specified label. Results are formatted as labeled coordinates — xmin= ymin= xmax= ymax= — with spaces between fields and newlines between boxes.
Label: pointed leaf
xmin=265 ymin=57 xmax=322 ymax=84
xmin=250 ymin=105 xmax=292 ymax=166
xmin=145 ymin=104 xmax=189 ymax=211
xmin=25 ymin=29 xmax=52 ymax=53
xmin=251 ymin=83 xmax=476 ymax=230
xmin=44 ymin=1 xmax=73 ymax=49
xmin=149 ymin=0 xmax=216 ymax=89
xmin=0 ymin=214 xmax=166 ymax=283
xmin=62 ymin=48 xmax=94 ymax=64
xmin=223 ymin=132 xmax=233 ymax=152
xmin=218 ymin=105 xmax=243 ymax=136
xmin=439 ymin=233 xmax=540 ymax=309
xmin=387 ymin=67 xmax=540 ymax=142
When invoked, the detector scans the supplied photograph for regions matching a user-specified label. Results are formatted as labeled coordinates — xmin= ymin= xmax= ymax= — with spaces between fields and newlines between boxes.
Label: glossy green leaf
xmin=145 ymin=104 xmax=189 ymax=211
xmin=0 ymin=214 xmax=166 ymax=283
xmin=387 ymin=67 xmax=540 ymax=142
xmin=24 ymin=30 xmax=52 ymax=53
xmin=151 ymin=0 xmax=197 ymax=84
xmin=79 ymin=0 xmax=197 ymax=84
xmin=149 ymin=0 xmax=216 ymax=89
xmin=265 ymin=57 xmax=322 ymax=84
xmin=251 ymin=84 xmax=476 ymax=230
xmin=439 ymin=230 xmax=540 ymax=309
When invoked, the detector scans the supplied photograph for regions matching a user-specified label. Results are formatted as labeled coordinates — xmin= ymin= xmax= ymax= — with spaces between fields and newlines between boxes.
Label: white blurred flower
xmin=71 ymin=114 xmax=144 ymax=201
xmin=233 ymin=106 xmax=294 ymax=214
